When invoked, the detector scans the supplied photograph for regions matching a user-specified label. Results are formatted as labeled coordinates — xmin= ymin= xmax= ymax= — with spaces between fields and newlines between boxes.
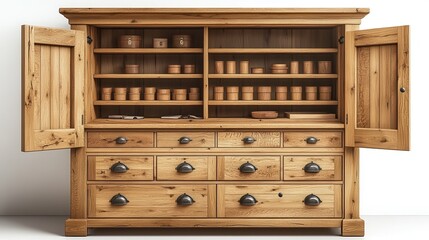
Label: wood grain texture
xmin=283 ymin=131 xmax=343 ymax=148
xmin=283 ymin=155 xmax=342 ymax=181
xmin=157 ymin=156 xmax=216 ymax=180
xmin=344 ymin=147 xmax=359 ymax=219
xmin=87 ymin=131 xmax=154 ymax=148
xmin=65 ymin=219 xmax=87 ymax=236
xmin=70 ymin=148 xmax=86 ymax=219
xmin=342 ymin=219 xmax=365 ymax=236
xmin=218 ymin=184 xmax=342 ymax=218
xmin=156 ymin=132 xmax=215 ymax=148
xmin=217 ymin=156 xmax=281 ymax=180
xmin=88 ymin=156 xmax=153 ymax=181
xmin=218 ymin=131 xmax=281 ymax=148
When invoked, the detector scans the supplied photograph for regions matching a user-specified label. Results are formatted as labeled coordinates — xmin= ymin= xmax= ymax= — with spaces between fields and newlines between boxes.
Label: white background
xmin=0 ymin=0 xmax=426 ymax=216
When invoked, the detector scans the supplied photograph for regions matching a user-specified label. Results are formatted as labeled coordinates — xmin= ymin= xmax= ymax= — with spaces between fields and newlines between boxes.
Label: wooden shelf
xmin=94 ymin=48 xmax=203 ymax=54
xmin=94 ymin=74 xmax=203 ymax=79
xmin=94 ymin=100 xmax=203 ymax=106
xmin=209 ymin=74 xmax=337 ymax=79
xmin=209 ymin=100 xmax=338 ymax=106
xmin=208 ymin=48 xmax=338 ymax=54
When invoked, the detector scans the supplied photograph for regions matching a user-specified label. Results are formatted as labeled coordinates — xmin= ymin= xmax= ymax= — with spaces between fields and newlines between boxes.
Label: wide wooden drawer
xmin=87 ymin=131 xmax=154 ymax=148
xmin=218 ymin=184 xmax=342 ymax=218
xmin=218 ymin=132 xmax=281 ymax=148
xmin=157 ymin=132 xmax=215 ymax=148
xmin=88 ymin=156 xmax=153 ymax=181
xmin=157 ymin=156 xmax=216 ymax=180
xmin=217 ymin=156 xmax=281 ymax=180
xmin=284 ymin=156 xmax=342 ymax=181
xmin=283 ymin=131 xmax=343 ymax=148
xmin=88 ymin=185 xmax=215 ymax=218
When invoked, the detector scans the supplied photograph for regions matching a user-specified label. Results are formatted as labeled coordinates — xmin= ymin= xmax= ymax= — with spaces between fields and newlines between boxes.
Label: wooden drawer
xmin=217 ymin=156 xmax=281 ymax=180
xmin=218 ymin=184 xmax=342 ymax=218
xmin=157 ymin=156 xmax=216 ymax=180
xmin=87 ymin=131 xmax=154 ymax=148
xmin=283 ymin=131 xmax=343 ymax=148
xmin=218 ymin=132 xmax=281 ymax=148
xmin=88 ymin=185 xmax=215 ymax=218
xmin=284 ymin=156 xmax=342 ymax=181
xmin=88 ymin=156 xmax=153 ymax=181
xmin=156 ymin=132 xmax=215 ymax=148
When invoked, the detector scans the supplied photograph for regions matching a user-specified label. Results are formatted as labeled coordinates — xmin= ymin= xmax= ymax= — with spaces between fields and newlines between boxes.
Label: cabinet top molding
xmin=59 ymin=8 xmax=370 ymax=26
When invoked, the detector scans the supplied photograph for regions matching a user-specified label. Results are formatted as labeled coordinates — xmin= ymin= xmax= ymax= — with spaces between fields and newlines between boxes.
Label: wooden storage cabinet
xmin=21 ymin=8 xmax=410 ymax=237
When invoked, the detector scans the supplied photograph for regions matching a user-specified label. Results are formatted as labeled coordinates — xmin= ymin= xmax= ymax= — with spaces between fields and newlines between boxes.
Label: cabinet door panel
xmin=345 ymin=26 xmax=409 ymax=150
xmin=22 ymin=25 xmax=85 ymax=151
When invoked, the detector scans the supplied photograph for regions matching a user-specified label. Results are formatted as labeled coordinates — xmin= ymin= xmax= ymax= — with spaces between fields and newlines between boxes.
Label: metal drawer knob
xmin=110 ymin=162 xmax=129 ymax=173
xmin=176 ymin=161 xmax=195 ymax=173
xmin=303 ymin=194 xmax=322 ymax=206
xmin=239 ymin=193 xmax=258 ymax=206
xmin=239 ymin=161 xmax=258 ymax=173
xmin=242 ymin=136 xmax=256 ymax=144
xmin=303 ymin=161 xmax=322 ymax=173
xmin=176 ymin=193 xmax=195 ymax=206
xmin=115 ymin=137 xmax=128 ymax=144
xmin=110 ymin=193 xmax=129 ymax=206
xmin=178 ymin=137 xmax=192 ymax=144
xmin=305 ymin=136 xmax=319 ymax=144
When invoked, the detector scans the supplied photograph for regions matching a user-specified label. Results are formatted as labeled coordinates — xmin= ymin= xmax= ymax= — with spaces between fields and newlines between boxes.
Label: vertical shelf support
xmin=203 ymin=27 xmax=209 ymax=119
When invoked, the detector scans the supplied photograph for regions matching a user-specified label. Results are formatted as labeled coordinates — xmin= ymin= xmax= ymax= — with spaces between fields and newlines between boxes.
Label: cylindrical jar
xmin=114 ymin=87 xmax=127 ymax=101
xmin=183 ymin=64 xmax=196 ymax=74
xmin=303 ymin=61 xmax=314 ymax=74
xmin=129 ymin=93 xmax=141 ymax=100
xmin=129 ymin=87 xmax=142 ymax=94
xmin=319 ymin=86 xmax=332 ymax=100
xmin=153 ymin=38 xmax=168 ymax=48
xmin=124 ymin=64 xmax=139 ymax=74
xmin=172 ymin=35 xmax=191 ymax=48
xmin=241 ymin=86 xmax=254 ymax=100
xmin=168 ymin=64 xmax=181 ymax=74
xmin=215 ymin=61 xmax=224 ymax=74
xmin=275 ymin=86 xmax=288 ymax=100
xmin=101 ymin=87 xmax=112 ymax=100
xmin=188 ymin=93 xmax=200 ymax=100
xmin=214 ymin=86 xmax=224 ymax=100
xmin=239 ymin=61 xmax=249 ymax=74
xmin=257 ymin=86 xmax=272 ymax=100
xmin=144 ymin=87 xmax=156 ymax=100
xmin=189 ymin=87 xmax=199 ymax=93
xmin=173 ymin=89 xmax=187 ymax=101
xmin=226 ymin=61 xmax=236 ymax=74
xmin=305 ymin=86 xmax=318 ymax=100
xmin=226 ymin=86 xmax=239 ymax=100
xmin=251 ymin=67 xmax=264 ymax=74
xmin=318 ymin=61 xmax=332 ymax=74
xmin=290 ymin=61 xmax=299 ymax=74
xmin=157 ymin=89 xmax=171 ymax=101
xmin=119 ymin=35 xmax=141 ymax=48
xmin=290 ymin=86 xmax=303 ymax=100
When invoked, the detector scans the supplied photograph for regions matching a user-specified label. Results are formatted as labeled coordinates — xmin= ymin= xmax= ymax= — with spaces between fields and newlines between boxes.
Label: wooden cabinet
xmin=21 ymin=8 xmax=410 ymax=237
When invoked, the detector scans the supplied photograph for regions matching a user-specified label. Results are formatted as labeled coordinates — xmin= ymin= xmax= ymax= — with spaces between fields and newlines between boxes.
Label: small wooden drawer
xmin=217 ymin=156 xmax=281 ymax=180
xmin=156 ymin=132 xmax=215 ymax=148
xmin=88 ymin=185 xmax=215 ymax=218
xmin=87 ymin=131 xmax=154 ymax=148
xmin=157 ymin=156 xmax=216 ymax=180
xmin=88 ymin=156 xmax=154 ymax=181
xmin=284 ymin=156 xmax=342 ymax=181
xmin=283 ymin=131 xmax=343 ymax=148
xmin=218 ymin=184 xmax=342 ymax=218
xmin=218 ymin=132 xmax=281 ymax=148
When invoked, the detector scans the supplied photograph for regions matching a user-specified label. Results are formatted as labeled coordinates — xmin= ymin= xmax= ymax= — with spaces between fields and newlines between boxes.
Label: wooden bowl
xmin=251 ymin=111 xmax=278 ymax=119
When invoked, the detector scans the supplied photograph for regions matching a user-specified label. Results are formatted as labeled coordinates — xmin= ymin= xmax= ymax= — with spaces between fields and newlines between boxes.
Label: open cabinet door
xmin=22 ymin=25 xmax=85 ymax=152
xmin=345 ymin=26 xmax=409 ymax=150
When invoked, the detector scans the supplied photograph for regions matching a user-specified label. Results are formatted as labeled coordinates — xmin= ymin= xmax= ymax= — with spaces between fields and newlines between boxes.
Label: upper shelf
xmin=208 ymin=48 xmax=338 ymax=54
xmin=209 ymin=74 xmax=337 ymax=79
xmin=94 ymin=48 xmax=203 ymax=54
xmin=94 ymin=74 xmax=203 ymax=79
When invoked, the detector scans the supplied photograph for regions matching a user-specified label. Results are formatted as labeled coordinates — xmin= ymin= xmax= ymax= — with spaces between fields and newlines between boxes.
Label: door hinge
xmin=87 ymin=36 xmax=93 ymax=44
xmin=338 ymin=36 xmax=345 ymax=44
xmin=345 ymin=114 xmax=348 ymax=124
xmin=82 ymin=115 xmax=84 ymax=125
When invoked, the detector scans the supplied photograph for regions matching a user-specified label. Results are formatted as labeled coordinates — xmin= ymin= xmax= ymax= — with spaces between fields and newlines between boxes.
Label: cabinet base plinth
xmin=342 ymin=219 xmax=365 ymax=237
xmin=65 ymin=219 xmax=88 ymax=237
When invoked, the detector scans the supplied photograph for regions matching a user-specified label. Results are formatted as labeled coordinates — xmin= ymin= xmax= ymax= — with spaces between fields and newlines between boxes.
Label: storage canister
xmin=173 ymin=89 xmax=187 ymax=101
xmin=305 ymin=86 xmax=318 ymax=100
xmin=101 ymin=87 xmax=112 ymax=100
xmin=226 ymin=86 xmax=239 ymax=100
xmin=226 ymin=61 xmax=236 ymax=74
xmin=114 ymin=87 xmax=127 ymax=101
xmin=157 ymin=89 xmax=171 ymax=101
xmin=168 ymin=65 xmax=181 ymax=74
xmin=172 ymin=35 xmax=191 ymax=48
xmin=251 ymin=67 xmax=264 ymax=74
xmin=318 ymin=61 xmax=332 ymax=74
xmin=257 ymin=86 xmax=272 ymax=100
xmin=303 ymin=61 xmax=314 ymax=74
xmin=275 ymin=86 xmax=288 ymax=100
xmin=144 ymin=87 xmax=156 ymax=100
xmin=119 ymin=35 xmax=141 ymax=48
xmin=183 ymin=64 xmax=196 ymax=74
xmin=214 ymin=86 xmax=224 ymax=100
xmin=290 ymin=61 xmax=299 ymax=74
xmin=215 ymin=61 xmax=224 ymax=74
xmin=124 ymin=64 xmax=139 ymax=74
xmin=319 ymin=86 xmax=332 ymax=100
xmin=153 ymin=38 xmax=168 ymax=48
xmin=241 ymin=86 xmax=254 ymax=100
xmin=290 ymin=86 xmax=303 ymax=100
xmin=239 ymin=61 xmax=249 ymax=74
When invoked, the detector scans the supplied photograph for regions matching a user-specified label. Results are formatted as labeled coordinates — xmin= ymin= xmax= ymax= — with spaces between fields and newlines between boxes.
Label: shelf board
xmin=209 ymin=100 xmax=338 ymax=106
xmin=209 ymin=74 xmax=337 ymax=79
xmin=94 ymin=100 xmax=203 ymax=106
xmin=208 ymin=48 xmax=338 ymax=54
xmin=94 ymin=74 xmax=203 ymax=79
xmin=94 ymin=48 xmax=203 ymax=54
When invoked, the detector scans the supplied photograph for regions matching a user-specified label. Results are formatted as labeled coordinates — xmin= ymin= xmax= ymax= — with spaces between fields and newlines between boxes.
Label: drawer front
xmin=157 ymin=132 xmax=215 ymax=148
xmin=218 ymin=132 xmax=281 ymax=148
xmin=87 ymin=131 xmax=154 ymax=148
xmin=157 ymin=156 xmax=216 ymax=180
xmin=88 ymin=156 xmax=154 ymax=181
xmin=283 ymin=131 xmax=343 ymax=148
xmin=284 ymin=156 xmax=342 ymax=181
xmin=218 ymin=184 xmax=342 ymax=218
xmin=88 ymin=185 xmax=214 ymax=218
xmin=218 ymin=156 xmax=281 ymax=180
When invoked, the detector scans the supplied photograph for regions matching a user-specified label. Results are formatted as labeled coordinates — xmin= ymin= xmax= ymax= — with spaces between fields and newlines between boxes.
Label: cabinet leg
xmin=342 ymin=219 xmax=365 ymax=237
xmin=65 ymin=219 xmax=88 ymax=237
